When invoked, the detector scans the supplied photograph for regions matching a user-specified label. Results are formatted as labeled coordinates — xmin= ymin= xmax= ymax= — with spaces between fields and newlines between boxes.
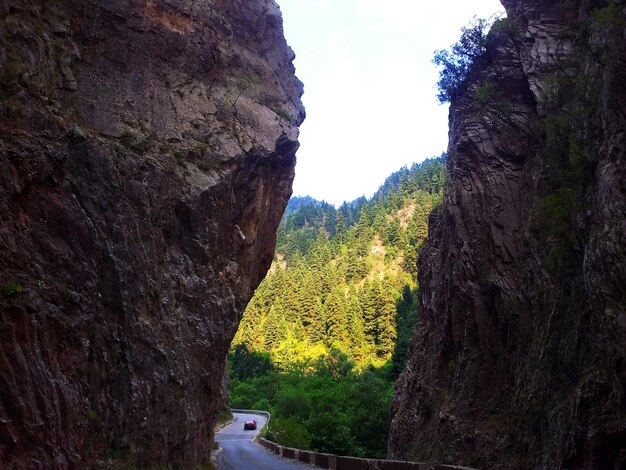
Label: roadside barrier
xmin=257 ymin=438 xmax=479 ymax=470
xmin=229 ymin=408 xmax=271 ymax=424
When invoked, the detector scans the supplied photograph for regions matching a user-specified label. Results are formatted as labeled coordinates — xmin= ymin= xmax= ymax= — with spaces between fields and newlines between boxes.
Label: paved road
xmin=214 ymin=412 xmax=318 ymax=470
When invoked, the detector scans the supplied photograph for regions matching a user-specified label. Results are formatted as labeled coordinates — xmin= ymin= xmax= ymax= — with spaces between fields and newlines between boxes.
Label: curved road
xmin=214 ymin=412 xmax=318 ymax=470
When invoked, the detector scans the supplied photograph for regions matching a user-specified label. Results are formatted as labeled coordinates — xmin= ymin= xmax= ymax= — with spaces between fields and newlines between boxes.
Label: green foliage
xmin=266 ymin=416 xmax=312 ymax=449
xmin=473 ymin=82 xmax=499 ymax=104
xmin=433 ymin=17 xmax=493 ymax=103
xmin=534 ymin=189 xmax=575 ymax=240
xmin=230 ymin=364 xmax=393 ymax=458
xmin=234 ymin=156 xmax=446 ymax=371
xmin=216 ymin=408 xmax=233 ymax=426
xmin=274 ymin=108 xmax=292 ymax=123
xmin=389 ymin=286 xmax=419 ymax=379
xmin=1 ymin=281 xmax=23 ymax=298
xmin=229 ymin=343 xmax=273 ymax=381
xmin=313 ymin=349 xmax=355 ymax=378
xmin=151 ymin=288 xmax=162 ymax=303
xmin=489 ymin=17 xmax=520 ymax=39
xmin=229 ymin=157 xmax=448 ymax=459
xmin=526 ymin=9 xmax=617 ymax=281
xmin=275 ymin=387 xmax=312 ymax=420
xmin=532 ymin=187 xmax=580 ymax=276
xmin=591 ymin=2 xmax=625 ymax=27
xmin=119 ymin=131 xmax=153 ymax=154
xmin=86 ymin=409 xmax=99 ymax=422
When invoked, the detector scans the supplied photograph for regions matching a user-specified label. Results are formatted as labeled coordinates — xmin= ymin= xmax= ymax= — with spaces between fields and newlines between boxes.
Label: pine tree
xmin=324 ymin=286 xmax=349 ymax=350
xmin=308 ymin=298 xmax=326 ymax=344
xmin=335 ymin=212 xmax=346 ymax=245
xmin=402 ymin=242 xmax=418 ymax=281
xmin=372 ymin=210 xmax=387 ymax=236
xmin=264 ymin=305 xmax=287 ymax=350
xmin=376 ymin=301 xmax=397 ymax=357
xmin=345 ymin=250 xmax=366 ymax=282
xmin=355 ymin=205 xmax=372 ymax=237
xmin=298 ymin=273 xmax=321 ymax=330
xmin=360 ymin=280 xmax=379 ymax=344
xmin=291 ymin=317 xmax=306 ymax=342
xmin=385 ymin=218 xmax=403 ymax=247
xmin=310 ymin=229 xmax=332 ymax=270
xmin=346 ymin=289 xmax=367 ymax=357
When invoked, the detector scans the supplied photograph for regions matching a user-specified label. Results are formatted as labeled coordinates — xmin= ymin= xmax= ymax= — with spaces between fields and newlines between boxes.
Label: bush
xmin=313 ymin=349 xmax=355 ymax=378
xmin=274 ymin=388 xmax=312 ymax=420
xmin=1 ymin=281 xmax=23 ymax=297
xmin=251 ymin=398 xmax=273 ymax=413
xmin=266 ymin=416 xmax=311 ymax=450
xmin=229 ymin=343 xmax=273 ymax=380
xmin=306 ymin=412 xmax=360 ymax=456
xmin=433 ymin=16 xmax=493 ymax=103
xmin=229 ymin=374 xmax=278 ymax=409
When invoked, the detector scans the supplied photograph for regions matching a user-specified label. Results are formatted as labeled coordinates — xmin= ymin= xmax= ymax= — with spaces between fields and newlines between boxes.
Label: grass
xmin=274 ymin=108 xmax=292 ymax=123
xmin=173 ymin=150 xmax=187 ymax=166
xmin=86 ymin=409 xmax=99 ymax=422
xmin=1 ymin=281 xmax=23 ymax=297
xmin=119 ymin=131 xmax=153 ymax=154
xmin=151 ymin=288 xmax=162 ymax=303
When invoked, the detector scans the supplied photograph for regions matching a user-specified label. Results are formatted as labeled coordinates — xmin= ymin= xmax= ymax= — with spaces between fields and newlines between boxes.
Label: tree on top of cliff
xmin=433 ymin=16 xmax=493 ymax=103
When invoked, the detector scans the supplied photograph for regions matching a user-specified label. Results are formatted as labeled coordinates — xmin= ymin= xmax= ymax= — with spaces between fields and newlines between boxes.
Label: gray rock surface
xmin=0 ymin=0 xmax=303 ymax=467
xmin=390 ymin=1 xmax=625 ymax=468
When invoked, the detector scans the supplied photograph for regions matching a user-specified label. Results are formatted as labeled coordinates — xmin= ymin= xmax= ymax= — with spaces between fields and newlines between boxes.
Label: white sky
xmin=277 ymin=0 xmax=505 ymax=206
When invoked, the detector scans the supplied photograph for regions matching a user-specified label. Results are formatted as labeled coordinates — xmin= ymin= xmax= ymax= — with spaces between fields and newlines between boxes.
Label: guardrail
xmin=257 ymin=438 xmax=479 ymax=470
xmin=229 ymin=408 xmax=271 ymax=424
xmin=231 ymin=409 xmax=478 ymax=470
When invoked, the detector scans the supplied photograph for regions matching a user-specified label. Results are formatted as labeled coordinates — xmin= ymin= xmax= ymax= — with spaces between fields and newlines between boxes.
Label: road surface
xmin=214 ymin=412 xmax=318 ymax=470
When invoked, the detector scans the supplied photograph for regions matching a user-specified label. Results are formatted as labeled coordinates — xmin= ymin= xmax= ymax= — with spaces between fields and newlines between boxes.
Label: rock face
xmin=390 ymin=1 xmax=625 ymax=468
xmin=0 ymin=0 xmax=303 ymax=467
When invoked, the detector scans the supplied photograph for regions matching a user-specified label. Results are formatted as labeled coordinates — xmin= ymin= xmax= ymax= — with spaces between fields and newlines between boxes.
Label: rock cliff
xmin=0 ymin=0 xmax=303 ymax=467
xmin=390 ymin=1 xmax=625 ymax=468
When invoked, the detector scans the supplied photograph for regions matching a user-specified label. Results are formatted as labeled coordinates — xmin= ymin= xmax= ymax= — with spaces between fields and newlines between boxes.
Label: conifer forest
xmin=228 ymin=156 xmax=446 ymax=457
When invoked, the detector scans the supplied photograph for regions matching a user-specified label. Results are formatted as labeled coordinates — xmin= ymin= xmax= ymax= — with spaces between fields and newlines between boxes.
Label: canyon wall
xmin=0 ymin=0 xmax=303 ymax=467
xmin=390 ymin=1 xmax=625 ymax=468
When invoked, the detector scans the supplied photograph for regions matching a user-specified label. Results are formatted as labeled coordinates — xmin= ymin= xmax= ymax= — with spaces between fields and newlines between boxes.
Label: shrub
xmin=433 ymin=16 xmax=493 ymax=103
xmin=266 ymin=416 xmax=311 ymax=450
xmin=229 ymin=343 xmax=273 ymax=380
xmin=274 ymin=388 xmax=311 ymax=420
xmin=1 ymin=281 xmax=23 ymax=297
xmin=119 ymin=131 xmax=152 ymax=154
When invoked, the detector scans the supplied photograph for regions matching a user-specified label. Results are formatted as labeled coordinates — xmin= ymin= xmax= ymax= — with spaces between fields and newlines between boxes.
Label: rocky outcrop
xmin=390 ymin=1 xmax=625 ymax=469
xmin=0 ymin=0 xmax=303 ymax=467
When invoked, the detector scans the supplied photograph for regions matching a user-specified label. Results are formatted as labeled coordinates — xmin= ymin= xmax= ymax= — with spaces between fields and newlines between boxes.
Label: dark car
xmin=243 ymin=419 xmax=257 ymax=430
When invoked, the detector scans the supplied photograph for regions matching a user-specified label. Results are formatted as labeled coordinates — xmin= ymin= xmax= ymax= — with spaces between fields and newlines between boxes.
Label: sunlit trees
xmin=234 ymin=156 xmax=446 ymax=367
xmin=229 ymin=156 xmax=447 ymax=459
xmin=324 ymin=287 xmax=349 ymax=350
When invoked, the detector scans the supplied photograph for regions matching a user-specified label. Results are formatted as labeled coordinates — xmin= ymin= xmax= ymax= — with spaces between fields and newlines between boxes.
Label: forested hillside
xmin=233 ymin=155 xmax=446 ymax=370
xmin=228 ymin=156 xmax=445 ymax=458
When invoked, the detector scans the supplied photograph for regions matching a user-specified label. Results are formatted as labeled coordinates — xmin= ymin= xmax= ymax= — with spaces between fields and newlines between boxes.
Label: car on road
xmin=243 ymin=419 xmax=257 ymax=430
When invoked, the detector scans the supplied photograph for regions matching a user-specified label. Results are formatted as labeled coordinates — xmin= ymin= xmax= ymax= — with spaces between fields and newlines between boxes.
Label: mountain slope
xmin=234 ymin=156 xmax=445 ymax=370
xmin=229 ymin=156 xmax=445 ymax=459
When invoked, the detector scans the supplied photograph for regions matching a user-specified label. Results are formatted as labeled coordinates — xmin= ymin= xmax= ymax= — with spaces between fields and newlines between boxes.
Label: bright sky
xmin=277 ymin=0 xmax=505 ymax=206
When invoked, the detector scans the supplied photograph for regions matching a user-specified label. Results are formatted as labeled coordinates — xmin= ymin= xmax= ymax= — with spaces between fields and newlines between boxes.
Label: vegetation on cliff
xmin=391 ymin=2 xmax=626 ymax=468
xmin=433 ymin=16 xmax=494 ymax=103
